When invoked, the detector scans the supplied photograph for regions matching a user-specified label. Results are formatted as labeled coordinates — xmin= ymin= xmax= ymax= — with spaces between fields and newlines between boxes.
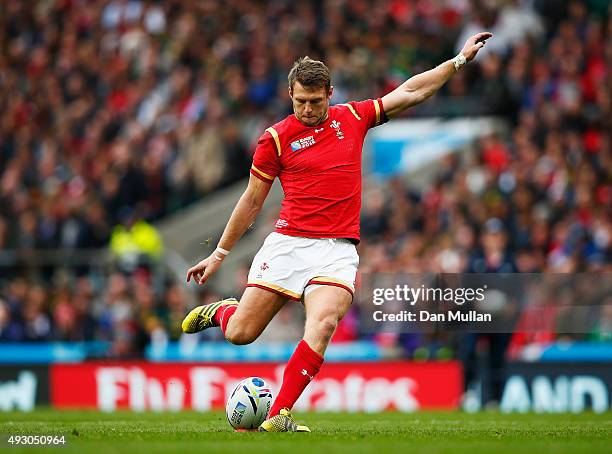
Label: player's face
xmin=289 ymin=82 xmax=333 ymax=127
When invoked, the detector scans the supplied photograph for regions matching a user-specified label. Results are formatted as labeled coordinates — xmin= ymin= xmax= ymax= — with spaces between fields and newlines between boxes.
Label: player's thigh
xmin=228 ymin=286 xmax=288 ymax=334
xmin=305 ymin=285 xmax=352 ymax=316
xmin=303 ymin=285 xmax=352 ymax=335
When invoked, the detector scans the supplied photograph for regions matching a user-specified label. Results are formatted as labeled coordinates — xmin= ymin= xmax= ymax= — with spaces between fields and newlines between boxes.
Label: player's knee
xmin=313 ymin=315 xmax=338 ymax=341
xmin=224 ymin=325 xmax=258 ymax=345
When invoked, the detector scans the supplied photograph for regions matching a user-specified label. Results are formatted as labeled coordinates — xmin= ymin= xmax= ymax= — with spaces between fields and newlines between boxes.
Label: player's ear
xmin=328 ymin=85 xmax=334 ymax=99
xmin=288 ymin=86 xmax=293 ymax=99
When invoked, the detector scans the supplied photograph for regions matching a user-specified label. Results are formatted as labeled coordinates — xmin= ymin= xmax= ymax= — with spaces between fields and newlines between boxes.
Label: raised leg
xmin=223 ymin=286 xmax=287 ymax=345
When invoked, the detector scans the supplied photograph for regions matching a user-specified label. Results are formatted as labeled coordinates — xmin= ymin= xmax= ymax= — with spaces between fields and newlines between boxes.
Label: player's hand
xmin=460 ymin=32 xmax=493 ymax=62
xmin=186 ymin=254 xmax=223 ymax=285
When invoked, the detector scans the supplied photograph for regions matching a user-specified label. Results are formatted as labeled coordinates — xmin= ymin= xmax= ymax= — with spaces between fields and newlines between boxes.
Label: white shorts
xmin=246 ymin=232 xmax=359 ymax=301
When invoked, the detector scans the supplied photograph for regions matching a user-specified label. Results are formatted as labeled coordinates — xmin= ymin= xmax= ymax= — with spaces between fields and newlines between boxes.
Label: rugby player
xmin=182 ymin=32 xmax=492 ymax=432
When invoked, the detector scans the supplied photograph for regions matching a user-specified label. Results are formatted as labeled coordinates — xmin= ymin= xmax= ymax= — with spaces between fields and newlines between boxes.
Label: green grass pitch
xmin=1 ymin=410 xmax=610 ymax=454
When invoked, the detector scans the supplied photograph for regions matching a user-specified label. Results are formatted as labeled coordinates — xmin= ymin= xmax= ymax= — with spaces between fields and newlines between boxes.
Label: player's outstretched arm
xmin=186 ymin=174 xmax=272 ymax=285
xmin=381 ymin=32 xmax=492 ymax=118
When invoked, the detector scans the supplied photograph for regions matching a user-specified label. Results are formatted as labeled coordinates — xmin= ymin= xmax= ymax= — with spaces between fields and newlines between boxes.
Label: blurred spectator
xmin=0 ymin=0 xmax=609 ymax=364
xmin=109 ymin=210 xmax=163 ymax=271
xmin=0 ymin=298 xmax=24 ymax=341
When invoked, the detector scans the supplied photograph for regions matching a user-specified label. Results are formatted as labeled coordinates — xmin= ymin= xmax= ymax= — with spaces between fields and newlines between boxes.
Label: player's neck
xmin=317 ymin=111 xmax=329 ymax=125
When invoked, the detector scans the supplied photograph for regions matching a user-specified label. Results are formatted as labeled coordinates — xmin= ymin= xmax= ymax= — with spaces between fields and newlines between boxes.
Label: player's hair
xmin=288 ymin=56 xmax=331 ymax=92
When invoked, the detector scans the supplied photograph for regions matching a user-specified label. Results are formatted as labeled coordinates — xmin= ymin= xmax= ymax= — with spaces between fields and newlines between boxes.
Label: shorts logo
xmin=257 ymin=262 xmax=269 ymax=278
xmin=331 ymin=120 xmax=344 ymax=139
xmin=290 ymin=135 xmax=316 ymax=151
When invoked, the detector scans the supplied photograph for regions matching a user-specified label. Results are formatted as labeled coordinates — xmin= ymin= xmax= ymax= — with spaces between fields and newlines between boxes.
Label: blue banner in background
xmin=145 ymin=340 xmax=384 ymax=362
xmin=366 ymin=118 xmax=500 ymax=178
xmin=0 ymin=342 xmax=109 ymax=363
xmin=539 ymin=343 xmax=612 ymax=362
xmin=0 ymin=341 xmax=610 ymax=363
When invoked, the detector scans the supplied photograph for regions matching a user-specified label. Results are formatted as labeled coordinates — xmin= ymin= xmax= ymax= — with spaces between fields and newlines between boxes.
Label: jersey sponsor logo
xmin=330 ymin=120 xmax=344 ymax=139
xmin=275 ymin=219 xmax=289 ymax=228
xmin=290 ymin=135 xmax=316 ymax=151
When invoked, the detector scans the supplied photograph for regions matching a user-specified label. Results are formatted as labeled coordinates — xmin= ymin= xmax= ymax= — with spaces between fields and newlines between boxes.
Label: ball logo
xmin=258 ymin=388 xmax=273 ymax=398
xmin=231 ymin=401 xmax=247 ymax=425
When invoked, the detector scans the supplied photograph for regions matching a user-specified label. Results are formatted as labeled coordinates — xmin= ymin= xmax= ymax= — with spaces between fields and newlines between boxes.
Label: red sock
xmin=269 ymin=339 xmax=324 ymax=417
xmin=212 ymin=304 xmax=238 ymax=335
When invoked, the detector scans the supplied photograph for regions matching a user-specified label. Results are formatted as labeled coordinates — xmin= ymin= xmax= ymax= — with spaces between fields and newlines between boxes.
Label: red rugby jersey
xmin=250 ymin=98 xmax=387 ymax=242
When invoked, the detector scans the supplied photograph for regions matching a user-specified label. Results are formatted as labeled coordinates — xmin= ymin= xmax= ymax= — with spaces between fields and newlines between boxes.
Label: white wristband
xmin=213 ymin=254 xmax=224 ymax=261
xmin=452 ymin=53 xmax=467 ymax=71
xmin=216 ymin=246 xmax=230 ymax=256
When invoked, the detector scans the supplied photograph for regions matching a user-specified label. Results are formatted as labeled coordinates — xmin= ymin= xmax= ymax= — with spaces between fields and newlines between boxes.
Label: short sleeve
xmin=250 ymin=130 xmax=281 ymax=184
xmin=343 ymin=98 xmax=388 ymax=130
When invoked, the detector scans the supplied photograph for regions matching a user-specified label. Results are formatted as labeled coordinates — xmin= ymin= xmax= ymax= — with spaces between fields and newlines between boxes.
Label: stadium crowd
xmin=0 ymin=0 xmax=610 ymax=367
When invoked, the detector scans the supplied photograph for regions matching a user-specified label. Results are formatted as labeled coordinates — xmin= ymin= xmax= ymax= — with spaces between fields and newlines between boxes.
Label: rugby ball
xmin=226 ymin=377 xmax=273 ymax=430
